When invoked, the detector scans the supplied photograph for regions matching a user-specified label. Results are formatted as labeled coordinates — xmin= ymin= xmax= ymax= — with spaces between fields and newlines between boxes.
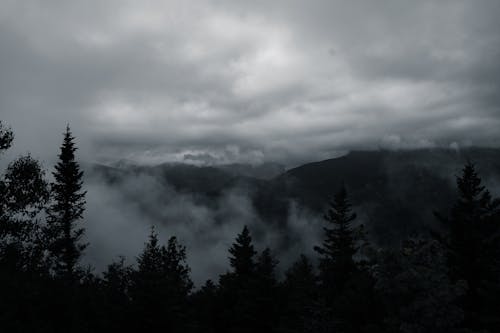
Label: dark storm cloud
xmin=1 ymin=0 xmax=500 ymax=165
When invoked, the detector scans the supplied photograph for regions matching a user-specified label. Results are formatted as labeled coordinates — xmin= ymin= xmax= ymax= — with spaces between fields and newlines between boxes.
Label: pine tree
xmin=163 ymin=235 xmax=193 ymax=298
xmin=191 ymin=279 xmax=218 ymax=332
xmin=313 ymin=185 xmax=380 ymax=332
xmin=46 ymin=126 xmax=86 ymax=280
xmin=314 ymin=184 xmax=361 ymax=292
xmin=103 ymin=256 xmax=133 ymax=331
xmin=375 ymin=238 xmax=466 ymax=333
xmin=256 ymin=248 xmax=278 ymax=283
xmin=254 ymin=248 xmax=280 ymax=332
xmin=281 ymin=255 xmax=318 ymax=333
xmin=218 ymin=226 xmax=258 ymax=333
xmin=435 ymin=162 xmax=500 ymax=330
xmin=284 ymin=255 xmax=317 ymax=300
xmin=436 ymin=162 xmax=499 ymax=285
xmin=228 ymin=225 xmax=256 ymax=277
xmin=130 ymin=227 xmax=193 ymax=331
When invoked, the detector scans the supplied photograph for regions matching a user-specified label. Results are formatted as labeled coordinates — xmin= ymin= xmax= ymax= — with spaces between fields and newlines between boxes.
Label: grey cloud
xmin=1 ymin=0 xmax=499 ymax=166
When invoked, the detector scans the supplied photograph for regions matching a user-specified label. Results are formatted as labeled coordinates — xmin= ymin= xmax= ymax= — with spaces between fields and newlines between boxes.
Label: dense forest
xmin=1 ymin=121 xmax=499 ymax=333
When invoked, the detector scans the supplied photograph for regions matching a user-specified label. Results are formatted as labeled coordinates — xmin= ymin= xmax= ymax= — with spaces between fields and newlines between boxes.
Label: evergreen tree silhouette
xmin=0 ymin=121 xmax=13 ymax=152
xmin=435 ymin=162 xmax=500 ymax=330
xmin=218 ymin=225 xmax=258 ymax=333
xmin=46 ymin=126 xmax=86 ymax=280
xmin=228 ymin=225 xmax=256 ymax=276
xmin=130 ymin=227 xmax=193 ymax=331
xmin=281 ymin=255 xmax=318 ymax=333
xmin=102 ymin=256 xmax=133 ymax=332
xmin=313 ymin=185 xmax=381 ymax=332
xmin=256 ymin=248 xmax=278 ymax=286
xmin=191 ymin=279 xmax=218 ymax=333
xmin=103 ymin=256 xmax=132 ymax=303
xmin=254 ymin=248 xmax=280 ymax=332
xmin=314 ymin=184 xmax=360 ymax=294
xmin=375 ymin=237 xmax=466 ymax=333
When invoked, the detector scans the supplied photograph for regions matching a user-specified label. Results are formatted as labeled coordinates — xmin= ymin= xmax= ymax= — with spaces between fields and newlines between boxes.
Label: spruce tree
xmin=314 ymin=184 xmax=361 ymax=292
xmin=191 ymin=279 xmax=218 ymax=332
xmin=46 ymin=125 xmax=86 ymax=280
xmin=284 ymin=255 xmax=317 ymax=299
xmin=130 ymin=227 xmax=193 ymax=331
xmin=228 ymin=225 xmax=256 ymax=277
xmin=435 ymin=162 xmax=500 ymax=330
xmin=218 ymin=225 xmax=258 ymax=333
xmin=313 ymin=185 xmax=379 ymax=332
xmin=281 ymin=255 xmax=318 ymax=333
xmin=103 ymin=256 xmax=133 ymax=331
xmin=254 ymin=248 xmax=280 ymax=332
xmin=375 ymin=238 xmax=466 ymax=333
xmin=436 ymin=162 xmax=499 ymax=285
xmin=256 ymin=248 xmax=278 ymax=283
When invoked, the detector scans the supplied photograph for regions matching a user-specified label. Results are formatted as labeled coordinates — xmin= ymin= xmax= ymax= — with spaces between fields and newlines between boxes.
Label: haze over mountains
xmin=84 ymin=147 xmax=500 ymax=282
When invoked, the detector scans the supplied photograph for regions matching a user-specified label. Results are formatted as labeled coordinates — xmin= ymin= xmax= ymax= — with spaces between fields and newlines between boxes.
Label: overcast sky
xmin=1 ymin=0 xmax=500 ymax=166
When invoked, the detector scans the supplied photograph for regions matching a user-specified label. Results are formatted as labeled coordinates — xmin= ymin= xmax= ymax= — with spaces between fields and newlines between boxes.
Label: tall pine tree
xmin=313 ymin=185 xmax=379 ymax=333
xmin=281 ymin=255 xmax=318 ymax=333
xmin=46 ymin=125 xmax=86 ymax=280
xmin=314 ymin=184 xmax=361 ymax=293
xmin=254 ymin=248 xmax=280 ymax=333
xmin=217 ymin=225 xmax=258 ymax=333
xmin=228 ymin=225 xmax=256 ymax=277
xmin=435 ymin=162 xmax=500 ymax=330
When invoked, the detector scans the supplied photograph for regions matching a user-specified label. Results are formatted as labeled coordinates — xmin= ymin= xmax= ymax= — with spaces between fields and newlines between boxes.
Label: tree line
xmin=1 ymin=121 xmax=499 ymax=332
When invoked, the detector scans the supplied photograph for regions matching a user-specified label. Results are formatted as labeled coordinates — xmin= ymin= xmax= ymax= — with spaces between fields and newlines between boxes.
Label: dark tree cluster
xmin=0 ymin=120 xmax=499 ymax=332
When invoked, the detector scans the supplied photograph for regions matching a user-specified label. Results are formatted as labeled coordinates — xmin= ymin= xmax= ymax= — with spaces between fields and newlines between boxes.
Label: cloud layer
xmin=1 ymin=0 xmax=500 ymax=165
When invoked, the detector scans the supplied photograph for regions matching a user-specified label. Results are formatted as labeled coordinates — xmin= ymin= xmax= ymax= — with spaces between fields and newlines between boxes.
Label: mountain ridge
xmin=88 ymin=148 xmax=500 ymax=246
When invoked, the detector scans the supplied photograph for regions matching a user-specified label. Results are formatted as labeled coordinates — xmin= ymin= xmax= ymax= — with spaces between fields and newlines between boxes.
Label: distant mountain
xmin=276 ymin=148 xmax=500 ymax=244
xmin=217 ymin=162 xmax=285 ymax=180
xmin=88 ymin=148 xmax=500 ymax=246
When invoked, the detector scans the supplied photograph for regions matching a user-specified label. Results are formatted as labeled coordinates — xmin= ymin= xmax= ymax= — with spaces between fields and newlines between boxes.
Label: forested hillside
xmin=90 ymin=148 xmax=500 ymax=246
xmin=1 ymin=122 xmax=500 ymax=332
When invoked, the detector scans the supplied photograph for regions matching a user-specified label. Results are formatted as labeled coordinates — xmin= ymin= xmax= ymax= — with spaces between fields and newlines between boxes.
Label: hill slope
xmin=88 ymin=148 xmax=500 ymax=245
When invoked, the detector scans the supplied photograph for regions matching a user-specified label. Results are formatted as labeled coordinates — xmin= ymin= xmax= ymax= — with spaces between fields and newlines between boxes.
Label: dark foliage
xmin=45 ymin=126 xmax=87 ymax=280
xmin=0 ymin=122 xmax=499 ymax=333
xmin=0 ymin=121 xmax=14 ymax=152
xmin=434 ymin=162 xmax=500 ymax=331
xmin=314 ymin=184 xmax=361 ymax=296
xmin=129 ymin=228 xmax=193 ymax=331
xmin=228 ymin=225 xmax=256 ymax=276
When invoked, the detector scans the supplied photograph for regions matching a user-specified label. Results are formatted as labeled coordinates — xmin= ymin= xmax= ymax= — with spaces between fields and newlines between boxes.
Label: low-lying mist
xmin=80 ymin=148 xmax=500 ymax=285
xmin=83 ymin=169 xmax=322 ymax=285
